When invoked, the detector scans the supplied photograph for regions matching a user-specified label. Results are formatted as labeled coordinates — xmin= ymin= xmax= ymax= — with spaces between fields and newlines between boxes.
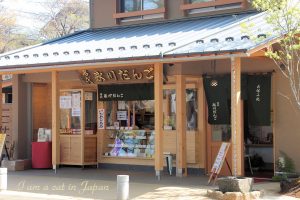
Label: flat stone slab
xmin=207 ymin=189 xmax=263 ymax=200
xmin=217 ymin=177 xmax=253 ymax=193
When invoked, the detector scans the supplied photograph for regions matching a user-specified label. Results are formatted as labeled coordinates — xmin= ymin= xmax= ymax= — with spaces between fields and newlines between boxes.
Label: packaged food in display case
xmin=106 ymin=130 xmax=155 ymax=158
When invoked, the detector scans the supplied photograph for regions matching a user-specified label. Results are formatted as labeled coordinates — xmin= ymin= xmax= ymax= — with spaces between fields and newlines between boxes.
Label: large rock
xmin=217 ymin=177 xmax=253 ymax=193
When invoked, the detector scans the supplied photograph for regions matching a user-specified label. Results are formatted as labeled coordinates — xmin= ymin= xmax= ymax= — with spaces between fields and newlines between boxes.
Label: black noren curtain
xmin=203 ymin=75 xmax=231 ymax=124
xmin=247 ymin=74 xmax=271 ymax=126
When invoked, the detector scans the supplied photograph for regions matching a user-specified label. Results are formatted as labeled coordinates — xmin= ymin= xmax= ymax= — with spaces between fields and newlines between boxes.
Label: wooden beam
xmin=230 ymin=57 xmax=244 ymax=176
xmin=0 ymin=53 xmax=249 ymax=75
xmin=51 ymin=71 xmax=60 ymax=170
xmin=176 ymin=75 xmax=187 ymax=177
xmin=154 ymin=63 xmax=163 ymax=178
xmin=250 ymin=49 xmax=267 ymax=57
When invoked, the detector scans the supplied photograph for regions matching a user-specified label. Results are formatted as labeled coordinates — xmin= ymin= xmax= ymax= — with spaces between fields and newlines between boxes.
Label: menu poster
xmin=117 ymin=111 xmax=127 ymax=121
xmin=98 ymin=109 xmax=105 ymax=130
xmin=60 ymin=96 xmax=72 ymax=109
xmin=72 ymin=93 xmax=81 ymax=108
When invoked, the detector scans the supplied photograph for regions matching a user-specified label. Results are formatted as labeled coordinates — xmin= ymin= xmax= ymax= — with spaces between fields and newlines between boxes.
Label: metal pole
xmin=0 ymin=168 xmax=7 ymax=191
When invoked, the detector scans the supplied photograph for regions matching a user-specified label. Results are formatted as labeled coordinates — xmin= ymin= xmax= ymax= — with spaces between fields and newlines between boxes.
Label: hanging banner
xmin=98 ymin=83 xmax=154 ymax=101
xmin=247 ymin=74 xmax=271 ymax=126
xmin=204 ymin=75 xmax=231 ymax=124
xmin=98 ymin=109 xmax=105 ymax=129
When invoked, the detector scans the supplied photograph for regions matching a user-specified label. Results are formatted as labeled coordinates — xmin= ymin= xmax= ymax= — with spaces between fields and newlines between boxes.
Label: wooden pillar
xmin=154 ymin=63 xmax=163 ymax=178
xmin=176 ymin=75 xmax=187 ymax=177
xmin=198 ymin=77 xmax=207 ymax=170
xmin=230 ymin=57 xmax=244 ymax=176
xmin=0 ymin=76 xmax=2 ymax=130
xmin=52 ymin=71 xmax=60 ymax=170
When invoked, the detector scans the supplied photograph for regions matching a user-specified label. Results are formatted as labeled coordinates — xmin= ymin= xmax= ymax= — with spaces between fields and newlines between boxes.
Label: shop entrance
xmin=205 ymin=74 xmax=274 ymax=177
xmin=244 ymin=102 xmax=274 ymax=177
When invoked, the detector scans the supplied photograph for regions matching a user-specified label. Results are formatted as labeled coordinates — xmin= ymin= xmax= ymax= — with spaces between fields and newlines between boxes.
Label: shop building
xmin=0 ymin=0 xmax=299 ymax=178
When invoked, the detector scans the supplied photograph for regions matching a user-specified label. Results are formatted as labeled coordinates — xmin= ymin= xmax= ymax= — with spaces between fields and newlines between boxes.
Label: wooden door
xmin=207 ymin=124 xmax=232 ymax=176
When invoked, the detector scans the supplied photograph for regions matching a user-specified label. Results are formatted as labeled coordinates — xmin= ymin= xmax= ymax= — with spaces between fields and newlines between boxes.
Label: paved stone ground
xmin=0 ymin=167 xmax=297 ymax=199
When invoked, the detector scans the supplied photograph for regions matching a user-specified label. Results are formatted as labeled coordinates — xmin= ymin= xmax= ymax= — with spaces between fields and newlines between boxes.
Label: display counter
xmin=60 ymin=134 xmax=97 ymax=165
xmin=102 ymin=129 xmax=155 ymax=159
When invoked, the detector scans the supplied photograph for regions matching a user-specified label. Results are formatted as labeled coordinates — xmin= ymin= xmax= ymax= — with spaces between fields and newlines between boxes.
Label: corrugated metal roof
xmin=0 ymin=12 xmax=275 ymax=69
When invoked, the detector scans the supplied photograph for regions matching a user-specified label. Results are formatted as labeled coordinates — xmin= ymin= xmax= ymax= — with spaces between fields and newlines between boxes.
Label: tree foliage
xmin=0 ymin=0 xmax=35 ymax=53
xmin=38 ymin=0 xmax=89 ymax=40
xmin=252 ymin=0 xmax=300 ymax=109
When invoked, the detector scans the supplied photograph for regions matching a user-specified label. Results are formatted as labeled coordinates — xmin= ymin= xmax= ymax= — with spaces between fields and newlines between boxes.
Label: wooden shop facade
xmin=0 ymin=10 xmax=299 ymax=177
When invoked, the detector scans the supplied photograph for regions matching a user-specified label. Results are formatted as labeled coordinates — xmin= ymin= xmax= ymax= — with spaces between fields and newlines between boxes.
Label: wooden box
xmin=1 ymin=160 xmax=24 ymax=171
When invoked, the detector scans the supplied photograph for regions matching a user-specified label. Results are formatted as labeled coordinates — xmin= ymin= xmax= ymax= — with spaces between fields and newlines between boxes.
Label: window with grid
xmin=120 ymin=0 xmax=164 ymax=13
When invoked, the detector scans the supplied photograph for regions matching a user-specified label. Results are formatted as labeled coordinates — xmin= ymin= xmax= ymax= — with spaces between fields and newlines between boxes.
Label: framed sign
xmin=98 ymin=109 xmax=105 ymax=130
xmin=208 ymin=142 xmax=231 ymax=184
xmin=117 ymin=111 xmax=127 ymax=121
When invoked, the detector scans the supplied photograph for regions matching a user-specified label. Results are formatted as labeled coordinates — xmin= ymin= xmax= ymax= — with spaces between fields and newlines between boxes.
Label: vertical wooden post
xmin=81 ymin=89 xmax=85 ymax=165
xmin=0 ymin=75 xmax=2 ymax=131
xmin=52 ymin=71 xmax=60 ymax=171
xmin=176 ymin=75 xmax=187 ymax=177
xmin=230 ymin=57 xmax=243 ymax=176
xmin=198 ymin=77 xmax=207 ymax=170
xmin=271 ymin=73 xmax=276 ymax=176
xmin=154 ymin=63 xmax=163 ymax=178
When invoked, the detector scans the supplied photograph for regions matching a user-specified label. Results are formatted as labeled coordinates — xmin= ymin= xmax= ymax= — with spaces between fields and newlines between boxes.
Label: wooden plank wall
xmin=2 ymin=104 xmax=12 ymax=147
xmin=32 ymin=83 xmax=52 ymax=141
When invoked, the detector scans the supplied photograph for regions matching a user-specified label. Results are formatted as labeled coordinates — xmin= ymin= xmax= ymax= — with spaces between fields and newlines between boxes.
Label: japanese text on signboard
xmin=80 ymin=66 xmax=154 ymax=84
xmin=212 ymin=101 xmax=220 ymax=121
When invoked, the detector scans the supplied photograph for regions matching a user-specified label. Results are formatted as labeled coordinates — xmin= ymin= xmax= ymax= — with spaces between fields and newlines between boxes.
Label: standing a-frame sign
xmin=0 ymin=133 xmax=7 ymax=159
xmin=208 ymin=142 xmax=231 ymax=184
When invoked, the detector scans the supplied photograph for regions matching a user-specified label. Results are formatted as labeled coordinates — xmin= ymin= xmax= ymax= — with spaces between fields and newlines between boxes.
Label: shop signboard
xmin=98 ymin=83 xmax=154 ymax=101
xmin=208 ymin=142 xmax=231 ymax=184
xmin=80 ymin=66 xmax=154 ymax=84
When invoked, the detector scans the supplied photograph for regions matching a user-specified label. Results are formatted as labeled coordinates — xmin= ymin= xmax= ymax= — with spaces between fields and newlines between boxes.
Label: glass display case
xmin=59 ymin=89 xmax=97 ymax=166
xmin=104 ymin=130 xmax=155 ymax=158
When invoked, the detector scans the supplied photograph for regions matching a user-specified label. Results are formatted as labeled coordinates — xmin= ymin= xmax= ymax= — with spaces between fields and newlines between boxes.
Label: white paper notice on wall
xmin=72 ymin=93 xmax=81 ymax=108
xmin=98 ymin=109 xmax=105 ymax=129
xmin=85 ymin=92 xmax=93 ymax=101
xmin=60 ymin=96 xmax=72 ymax=109
xmin=72 ymin=108 xmax=81 ymax=117
xmin=117 ymin=111 xmax=127 ymax=121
